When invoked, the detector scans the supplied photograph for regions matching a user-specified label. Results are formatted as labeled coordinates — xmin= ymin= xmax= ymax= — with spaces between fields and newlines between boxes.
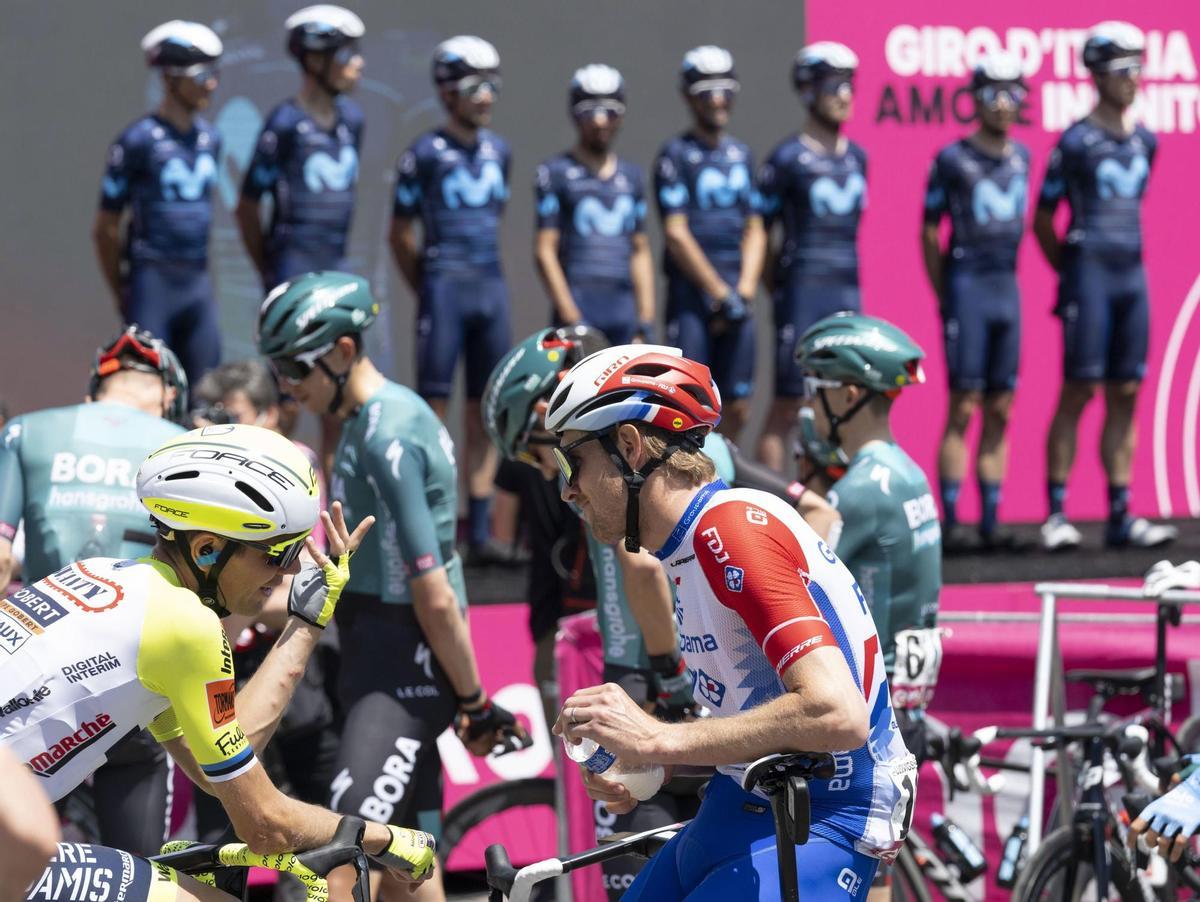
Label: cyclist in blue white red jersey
xmin=548 ymin=346 xmax=915 ymax=900
xmin=655 ymin=46 xmax=765 ymax=439
xmin=237 ymin=5 xmax=366 ymax=290
xmin=535 ymin=65 xmax=654 ymax=348
xmin=922 ymin=52 xmax=1031 ymax=552
xmin=390 ymin=35 xmax=512 ymax=560
xmin=758 ymin=42 xmax=868 ymax=473
xmin=93 ymin=21 xmax=224 ymax=388
xmin=1034 ymin=21 xmax=1175 ymax=552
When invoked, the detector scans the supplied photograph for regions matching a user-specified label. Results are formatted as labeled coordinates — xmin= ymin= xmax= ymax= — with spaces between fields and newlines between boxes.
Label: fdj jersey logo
xmin=574 ymin=195 xmax=638 ymax=237
xmin=694 ymin=669 xmax=726 ymax=707
xmin=161 ymin=153 xmax=217 ymax=201
xmin=810 ymin=173 xmax=866 ymax=216
xmin=1097 ymin=156 xmax=1149 ymax=199
xmin=442 ymin=161 xmax=506 ymax=208
xmin=696 ymin=163 xmax=750 ymax=209
xmin=972 ymin=175 xmax=1027 ymax=224
xmin=304 ymin=146 xmax=359 ymax=192
xmin=724 ymin=565 xmax=744 ymax=593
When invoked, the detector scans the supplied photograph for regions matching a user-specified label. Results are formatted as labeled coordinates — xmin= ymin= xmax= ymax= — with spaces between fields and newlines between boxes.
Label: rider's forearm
xmin=630 ymin=236 xmax=657 ymax=324
xmin=236 ymin=618 xmax=322 ymax=751
xmin=411 ymin=578 xmax=484 ymax=701
xmin=651 ymin=675 xmax=867 ymax=765
xmin=0 ymin=747 xmax=59 ymax=902
xmin=736 ymin=216 xmax=766 ymax=298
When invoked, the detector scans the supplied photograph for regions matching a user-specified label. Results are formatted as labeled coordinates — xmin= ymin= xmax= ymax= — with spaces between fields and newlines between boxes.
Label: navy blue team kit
xmin=98 ymin=77 xmax=1157 ymax=402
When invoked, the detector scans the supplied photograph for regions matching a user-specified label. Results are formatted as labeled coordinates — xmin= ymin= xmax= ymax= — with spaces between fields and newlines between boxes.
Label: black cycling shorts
xmin=330 ymin=597 xmax=457 ymax=840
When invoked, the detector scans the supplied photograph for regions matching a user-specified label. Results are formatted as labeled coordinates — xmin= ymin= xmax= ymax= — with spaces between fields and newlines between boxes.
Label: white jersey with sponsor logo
xmin=656 ymin=482 xmax=916 ymax=859
xmin=0 ymin=557 xmax=256 ymax=801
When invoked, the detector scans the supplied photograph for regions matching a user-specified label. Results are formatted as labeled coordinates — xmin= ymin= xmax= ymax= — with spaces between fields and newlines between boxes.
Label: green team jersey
xmin=827 ymin=440 xmax=941 ymax=672
xmin=0 ymin=402 xmax=183 ymax=582
xmin=590 ymin=432 xmax=736 ymax=671
xmin=331 ymin=380 xmax=465 ymax=606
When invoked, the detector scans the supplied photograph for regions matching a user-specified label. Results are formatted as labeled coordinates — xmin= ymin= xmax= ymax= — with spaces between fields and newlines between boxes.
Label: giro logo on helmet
xmin=593 ymin=354 xmax=632 ymax=386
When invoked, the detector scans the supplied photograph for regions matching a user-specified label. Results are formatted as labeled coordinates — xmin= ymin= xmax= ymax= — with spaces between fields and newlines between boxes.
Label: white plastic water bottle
xmin=562 ymin=736 xmax=665 ymax=801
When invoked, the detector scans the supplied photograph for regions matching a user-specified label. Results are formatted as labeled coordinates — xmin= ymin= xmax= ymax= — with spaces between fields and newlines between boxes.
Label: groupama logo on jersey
xmin=43 ymin=562 xmax=124 ymax=613
xmin=875 ymin=24 xmax=1197 ymax=133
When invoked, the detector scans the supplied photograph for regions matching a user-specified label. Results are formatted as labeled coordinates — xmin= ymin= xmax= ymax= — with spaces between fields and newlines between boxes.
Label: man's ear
xmin=187 ymin=532 xmax=225 ymax=568
xmin=616 ymin=423 xmax=645 ymax=469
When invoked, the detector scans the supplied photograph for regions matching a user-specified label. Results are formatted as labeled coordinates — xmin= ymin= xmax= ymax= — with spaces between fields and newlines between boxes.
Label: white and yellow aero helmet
xmin=137 ymin=424 xmax=319 ymax=566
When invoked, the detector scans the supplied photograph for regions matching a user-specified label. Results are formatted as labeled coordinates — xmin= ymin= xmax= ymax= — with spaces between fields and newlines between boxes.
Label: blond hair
xmin=639 ymin=426 xmax=716 ymax=487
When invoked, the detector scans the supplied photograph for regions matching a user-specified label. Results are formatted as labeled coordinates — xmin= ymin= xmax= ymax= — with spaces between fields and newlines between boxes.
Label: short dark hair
xmin=194 ymin=359 xmax=279 ymax=413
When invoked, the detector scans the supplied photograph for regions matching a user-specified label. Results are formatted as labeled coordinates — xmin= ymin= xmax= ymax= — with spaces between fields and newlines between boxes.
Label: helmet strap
xmin=817 ymin=386 xmax=872 ymax=455
xmin=174 ymin=534 xmax=236 ymax=618
xmin=599 ymin=430 xmax=698 ymax=553
xmin=317 ymin=357 xmax=354 ymax=417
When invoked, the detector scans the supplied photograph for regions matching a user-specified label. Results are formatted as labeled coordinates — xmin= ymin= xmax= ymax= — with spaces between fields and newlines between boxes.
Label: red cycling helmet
xmin=545 ymin=344 xmax=722 ymax=438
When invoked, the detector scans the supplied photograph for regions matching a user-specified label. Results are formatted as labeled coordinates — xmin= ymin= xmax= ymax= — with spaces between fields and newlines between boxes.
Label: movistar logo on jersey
xmin=574 ymin=195 xmax=638 ymax=237
xmin=304 ymin=146 xmax=359 ymax=192
xmin=659 ymin=183 xmax=689 ymax=208
xmin=810 ymin=173 xmax=866 ymax=216
xmin=160 ymin=153 xmax=217 ymax=201
xmin=441 ymin=160 xmax=506 ymax=208
xmin=1096 ymin=156 xmax=1149 ymax=199
xmin=696 ymin=163 xmax=750 ymax=209
xmin=972 ymin=175 xmax=1027 ymax=224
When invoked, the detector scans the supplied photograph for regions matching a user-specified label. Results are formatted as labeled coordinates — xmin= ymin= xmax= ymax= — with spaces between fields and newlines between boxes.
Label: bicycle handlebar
xmin=152 ymin=816 xmax=372 ymax=902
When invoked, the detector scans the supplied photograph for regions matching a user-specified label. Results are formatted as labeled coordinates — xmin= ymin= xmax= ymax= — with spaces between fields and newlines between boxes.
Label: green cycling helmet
xmin=482 ymin=325 xmax=608 ymax=460
xmin=256 ymin=271 xmax=378 ymax=367
xmin=794 ymin=312 xmax=926 ymax=394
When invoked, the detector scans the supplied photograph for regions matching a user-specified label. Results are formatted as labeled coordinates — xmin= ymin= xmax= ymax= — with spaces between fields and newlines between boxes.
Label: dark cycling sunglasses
xmin=241 ymin=533 xmax=308 ymax=569
xmin=573 ymin=99 xmax=627 ymax=120
xmin=817 ymin=77 xmax=854 ymax=96
xmin=978 ymin=84 xmax=1027 ymax=107
xmin=454 ymin=76 xmax=501 ymax=99
xmin=553 ymin=433 xmax=604 ymax=487
xmin=268 ymin=343 xmax=334 ymax=385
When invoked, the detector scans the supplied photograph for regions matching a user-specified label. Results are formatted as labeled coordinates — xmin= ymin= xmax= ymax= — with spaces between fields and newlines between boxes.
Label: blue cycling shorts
xmin=773 ymin=272 xmax=861 ymax=397
xmin=569 ymin=281 xmax=638 ymax=347
xmin=623 ymin=775 xmax=879 ymax=901
xmin=416 ymin=273 xmax=511 ymax=399
xmin=665 ymin=277 xmax=756 ymax=401
xmin=942 ymin=267 xmax=1021 ymax=394
xmin=125 ymin=260 xmax=220 ymax=387
xmin=1056 ymin=253 xmax=1148 ymax=383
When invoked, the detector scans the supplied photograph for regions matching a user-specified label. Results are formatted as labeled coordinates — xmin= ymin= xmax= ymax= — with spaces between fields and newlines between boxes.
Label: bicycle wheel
xmin=889 ymin=844 xmax=933 ymax=902
xmin=1012 ymin=827 xmax=1146 ymax=901
xmin=439 ymin=777 xmax=556 ymax=864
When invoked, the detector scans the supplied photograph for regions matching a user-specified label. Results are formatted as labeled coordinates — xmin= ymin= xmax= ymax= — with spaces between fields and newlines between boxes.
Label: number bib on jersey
xmin=890 ymin=627 xmax=944 ymax=710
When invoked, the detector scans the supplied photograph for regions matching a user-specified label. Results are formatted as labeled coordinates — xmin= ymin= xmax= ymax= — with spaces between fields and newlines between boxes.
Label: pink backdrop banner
xmin=803 ymin=5 xmax=1200 ymax=523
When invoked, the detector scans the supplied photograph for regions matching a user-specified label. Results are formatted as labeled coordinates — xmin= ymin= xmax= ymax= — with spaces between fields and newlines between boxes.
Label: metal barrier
xmin=1025 ymin=582 xmax=1200 ymax=854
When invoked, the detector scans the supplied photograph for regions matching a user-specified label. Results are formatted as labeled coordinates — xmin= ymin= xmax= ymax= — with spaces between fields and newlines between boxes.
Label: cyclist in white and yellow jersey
xmin=0 ymin=424 xmax=435 ymax=900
